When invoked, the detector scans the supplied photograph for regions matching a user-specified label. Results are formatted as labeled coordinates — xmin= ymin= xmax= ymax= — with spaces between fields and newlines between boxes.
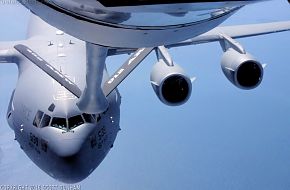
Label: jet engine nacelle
xmin=221 ymin=48 xmax=263 ymax=90
xmin=150 ymin=60 xmax=192 ymax=106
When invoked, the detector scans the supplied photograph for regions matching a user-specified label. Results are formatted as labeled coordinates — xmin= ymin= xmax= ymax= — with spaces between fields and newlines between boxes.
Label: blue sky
xmin=1 ymin=1 xmax=290 ymax=189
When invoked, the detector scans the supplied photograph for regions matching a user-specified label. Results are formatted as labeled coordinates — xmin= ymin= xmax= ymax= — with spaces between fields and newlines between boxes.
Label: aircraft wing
xmin=169 ymin=21 xmax=290 ymax=47
xmin=104 ymin=20 xmax=290 ymax=96
xmin=0 ymin=42 xmax=20 ymax=63
xmin=108 ymin=21 xmax=290 ymax=55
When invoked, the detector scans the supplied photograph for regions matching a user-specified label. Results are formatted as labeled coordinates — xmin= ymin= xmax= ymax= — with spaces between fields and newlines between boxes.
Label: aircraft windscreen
xmin=51 ymin=117 xmax=67 ymax=130
xmin=48 ymin=114 xmax=97 ymax=131
xmin=40 ymin=114 xmax=51 ymax=128
xmin=68 ymin=115 xmax=84 ymax=129
xmin=82 ymin=113 xmax=95 ymax=123
xmin=33 ymin=111 xmax=44 ymax=128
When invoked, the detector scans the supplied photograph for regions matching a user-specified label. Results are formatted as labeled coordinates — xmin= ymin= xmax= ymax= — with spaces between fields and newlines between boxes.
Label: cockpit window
xmin=33 ymin=110 xmax=98 ymax=131
xmin=91 ymin=114 xmax=101 ymax=122
xmin=51 ymin=117 xmax=67 ymax=130
xmin=33 ymin=111 xmax=44 ymax=128
xmin=40 ymin=114 xmax=51 ymax=128
xmin=82 ymin=113 xmax=95 ymax=123
xmin=47 ymin=113 xmax=97 ymax=131
xmin=68 ymin=115 xmax=84 ymax=130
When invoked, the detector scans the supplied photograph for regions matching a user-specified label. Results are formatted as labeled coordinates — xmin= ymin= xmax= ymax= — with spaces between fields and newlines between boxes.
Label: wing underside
xmin=106 ymin=20 xmax=290 ymax=95
xmin=171 ymin=21 xmax=290 ymax=47
xmin=108 ymin=21 xmax=290 ymax=55
xmin=0 ymin=42 xmax=20 ymax=63
xmin=2 ymin=20 xmax=290 ymax=98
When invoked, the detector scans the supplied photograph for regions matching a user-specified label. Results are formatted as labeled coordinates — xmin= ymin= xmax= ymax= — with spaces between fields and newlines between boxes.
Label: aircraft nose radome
xmin=49 ymin=124 xmax=95 ymax=157
xmin=47 ymin=124 xmax=99 ymax=184
xmin=52 ymin=138 xmax=84 ymax=157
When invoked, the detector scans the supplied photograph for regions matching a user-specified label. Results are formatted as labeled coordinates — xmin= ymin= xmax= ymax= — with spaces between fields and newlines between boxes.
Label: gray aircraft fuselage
xmin=4 ymin=0 xmax=282 ymax=184
xmin=7 ymin=16 xmax=121 ymax=183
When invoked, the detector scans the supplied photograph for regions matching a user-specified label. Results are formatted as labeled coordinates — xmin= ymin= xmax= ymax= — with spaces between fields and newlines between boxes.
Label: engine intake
xmin=150 ymin=60 xmax=192 ymax=106
xmin=221 ymin=48 xmax=263 ymax=90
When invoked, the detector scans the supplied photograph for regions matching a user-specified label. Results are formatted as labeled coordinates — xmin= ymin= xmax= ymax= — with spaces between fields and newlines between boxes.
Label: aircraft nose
xmin=51 ymin=138 xmax=84 ymax=157
xmin=48 ymin=124 xmax=95 ymax=157
xmin=44 ymin=123 xmax=103 ymax=183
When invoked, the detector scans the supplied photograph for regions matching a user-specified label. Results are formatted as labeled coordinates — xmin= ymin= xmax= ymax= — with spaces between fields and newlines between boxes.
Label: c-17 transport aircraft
xmin=0 ymin=0 xmax=290 ymax=184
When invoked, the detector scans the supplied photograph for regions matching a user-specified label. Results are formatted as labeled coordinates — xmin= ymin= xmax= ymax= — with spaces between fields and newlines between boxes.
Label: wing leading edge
xmin=108 ymin=21 xmax=290 ymax=55
xmin=0 ymin=42 xmax=21 ymax=63
xmin=170 ymin=21 xmax=290 ymax=47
